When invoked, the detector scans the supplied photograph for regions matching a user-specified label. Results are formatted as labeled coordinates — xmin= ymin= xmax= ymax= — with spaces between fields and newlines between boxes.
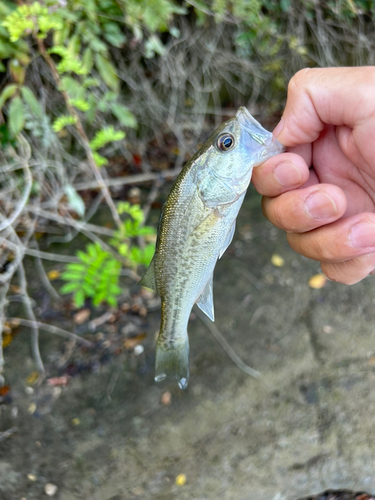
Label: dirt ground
xmin=1 ymin=186 xmax=375 ymax=500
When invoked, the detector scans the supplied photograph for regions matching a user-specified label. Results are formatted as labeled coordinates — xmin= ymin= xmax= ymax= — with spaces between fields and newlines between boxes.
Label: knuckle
xmin=321 ymin=261 xmax=364 ymax=286
xmin=288 ymin=68 xmax=311 ymax=95
xmin=311 ymin=234 xmax=342 ymax=262
xmin=320 ymin=262 xmax=343 ymax=283
xmin=269 ymin=200 xmax=287 ymax=230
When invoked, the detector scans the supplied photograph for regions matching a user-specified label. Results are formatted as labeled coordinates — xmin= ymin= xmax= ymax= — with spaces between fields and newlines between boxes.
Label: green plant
xmin=111 ymin=202 xmax=156 ymax=268
xmin=60 ymin=243 xmax=122 ymax=308
xmin=60 ymin=203 xmax=155 ymax=309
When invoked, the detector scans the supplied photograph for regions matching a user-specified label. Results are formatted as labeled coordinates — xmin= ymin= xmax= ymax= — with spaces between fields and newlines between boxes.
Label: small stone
xmin=308 ymin=273 xmax=327 ymax=289
xmin=47 ymin=270 xmax=60 ymax=280
xmin=271 ymin=254 xmax=284 ymax=267
xmin=132 ymin=486 xmax=145 ymax=496
xmin=128 ymin=187 xmax=141 ymax=203
xmin=73 ymin=308 xmax=90 ymax=325
xmin=175 ymin=474 xmax=186 ymax=486
xmin=161 ymin=391 xmax=172 ymax=405
xmin=27 ymin=473 xmax=37 ymax=481
xmin=71 ymin=418 xmax=80 ymax=426
xmin=28 ymin=403 xmax=37 ymax=414
xmin=44 ymin=483 xmax=58 ymax=496
xmin=323 ymin=325 xmax=332 ymax=334
xmin=134 ymin=344 xmax=144 ymax=356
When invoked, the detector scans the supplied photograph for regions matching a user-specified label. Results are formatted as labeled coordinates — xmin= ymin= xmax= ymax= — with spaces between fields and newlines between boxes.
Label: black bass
xmin=140 ymin=107 xmax=283 ymax=389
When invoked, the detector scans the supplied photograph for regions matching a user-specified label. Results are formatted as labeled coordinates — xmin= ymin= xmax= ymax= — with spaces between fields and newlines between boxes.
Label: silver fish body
xmin=140 ymin=107 xmax=283 ymax=389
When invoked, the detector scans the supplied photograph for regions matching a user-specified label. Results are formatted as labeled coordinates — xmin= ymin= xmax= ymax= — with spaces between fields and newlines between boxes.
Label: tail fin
xmin=155 ymin=337 xmax=189 ymax=390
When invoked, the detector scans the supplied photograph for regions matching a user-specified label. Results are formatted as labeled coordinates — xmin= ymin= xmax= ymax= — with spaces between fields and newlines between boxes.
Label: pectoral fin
xmin=196 ymin=275 xmax=215 ymax=321
xmin=219 ymin=221 xmax=236 ymax=258
xmin=139 ymin=259 xmax=157 ymax=292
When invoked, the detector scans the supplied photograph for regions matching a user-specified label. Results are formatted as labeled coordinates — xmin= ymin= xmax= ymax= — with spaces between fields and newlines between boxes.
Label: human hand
xmin=252 ymin=67 xmax=375 ymax=285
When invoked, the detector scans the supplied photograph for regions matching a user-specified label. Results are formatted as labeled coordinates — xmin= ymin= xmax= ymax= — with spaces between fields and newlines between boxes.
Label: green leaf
xmin=82 ymin=47 xmax=93 ymax=73
xmin=0 ymin=84 xmax=18 ymax=109
xmin=70 ymin=98 xmax=90 ymax=111
xmin=60 ymin=76 xmax=82 ymax=98
xmin=137 ymin=226 xmax=156 ymax=236
xmin=64 ymin=184 xmax=85 ymax=217
xmin=144 ymin=35 xmax=166 ymax=58
xmin=93 ymin=290 xmax=107 ymax=305
xmin=74 ymin=289 xmax=85 ymax=308
xmin=83 ymin=77 xmax=100 ymax=88
xmin=143 ymin=243 xmax=156 ymax=265
xmin=103 ymin=22 xmax=126 ymax=48
xmin=87 ymin=243 xmax=98 ymax=258
xmin=52 ymin=114 xmax=77 ymax=132
xmin=66 ymin=262 xmax=86 ymax=272
xmin=21 ymin=86 xmax=43 ymax=118
xmin=92 ymin=151 xmax=108 ymax=167
xmin=77 ymin=250 xmax=92 ymax=264
xmin=8 ymin=95 xmax=24 ymax=136
xmin=82 ymin=282 xmax=95 ymax=296
xmin=90 ymin=126 xmax=125 ymax=150
xmin=109 ymin=285 xmax=121 ymax=295
xmin=111 ymin=104 xmax=137 ymax=129
xmin=60 ymin=272 xmax=83 ymax=281
xmin=107 ymin=295 xmax=117 ymax=307
xmin=61 ymin=282 xmax=82 ymax=294
xmin=94 ymin=53 xmax=119 ymax=92
xmin=280 ymin=0 xmax=291 ymax=12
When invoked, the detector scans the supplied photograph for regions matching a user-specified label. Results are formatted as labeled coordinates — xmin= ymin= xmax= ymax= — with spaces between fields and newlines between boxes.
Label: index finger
xmin=274 ymin=67 xmax=375 ymax=147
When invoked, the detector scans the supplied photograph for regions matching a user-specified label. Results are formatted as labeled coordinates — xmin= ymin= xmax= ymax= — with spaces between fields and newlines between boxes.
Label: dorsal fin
xmin=139 ymin=259 xmax=157 ymax=292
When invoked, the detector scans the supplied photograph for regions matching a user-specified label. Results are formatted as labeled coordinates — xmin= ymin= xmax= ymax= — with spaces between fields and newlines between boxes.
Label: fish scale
xmin=140 ymin=107 xmax=284 ymax=389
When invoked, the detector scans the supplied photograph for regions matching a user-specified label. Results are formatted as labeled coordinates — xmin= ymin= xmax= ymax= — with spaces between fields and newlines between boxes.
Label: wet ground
xmin=1 ymin=186 xmax=375 ymax=500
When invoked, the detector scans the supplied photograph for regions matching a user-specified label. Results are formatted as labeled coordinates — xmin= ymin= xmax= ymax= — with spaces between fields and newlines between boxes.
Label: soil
xmin=1 ymin=187 xmax=375 ymax=500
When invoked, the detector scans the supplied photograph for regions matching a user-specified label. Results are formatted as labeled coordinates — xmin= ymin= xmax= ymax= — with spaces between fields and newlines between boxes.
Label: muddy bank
xmin=1 ymin=187 xmax=375 ymax=500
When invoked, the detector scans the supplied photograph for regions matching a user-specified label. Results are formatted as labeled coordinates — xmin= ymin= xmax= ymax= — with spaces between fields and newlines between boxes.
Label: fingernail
xmin=305 ymin=191 xmax=337 ymax=219
xmin=273 ymin=118 xmax=284 ymax=138
xmin=274 ymin=161 xmax=302 ymax=187
xmin=349 ymin=221 xmax=375 ymax=248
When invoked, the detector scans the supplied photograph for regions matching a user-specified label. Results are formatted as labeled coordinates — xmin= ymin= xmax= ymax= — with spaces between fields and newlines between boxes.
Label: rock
xmin=44 ymin=483 xmax=58 ymax=496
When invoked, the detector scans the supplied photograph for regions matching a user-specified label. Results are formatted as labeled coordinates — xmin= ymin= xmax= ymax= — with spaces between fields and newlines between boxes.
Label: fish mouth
xmin=236 ymin=106 xmax=264 ymax=130
xmin=236 ymin=106 xmax=285 ymax=161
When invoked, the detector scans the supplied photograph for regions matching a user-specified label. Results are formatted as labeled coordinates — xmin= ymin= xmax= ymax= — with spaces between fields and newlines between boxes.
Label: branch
xmin=17 ymin=262 xmax=44 ymax=374
xmin=36 ymin=38 xmax=122 ymax=230
xmin=2 ymin=317 xmax=93 ymax=348
xmin=0 ymin=137 xmax=32 ymax=232
xmin=73 ymin=168 xmax=182 ymax=192
xmin=195 ymin=307 xmax=261 ymax=379
xmin=24 ymin=206 xmax=115 ymax=236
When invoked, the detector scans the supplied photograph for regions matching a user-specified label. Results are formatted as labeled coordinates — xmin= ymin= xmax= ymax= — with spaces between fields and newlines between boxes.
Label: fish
xmin=140 ymin=107 xmax=284 ymax=389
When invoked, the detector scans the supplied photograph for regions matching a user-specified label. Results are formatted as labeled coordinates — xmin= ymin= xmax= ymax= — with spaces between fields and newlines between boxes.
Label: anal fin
xmin=196 ymin=275 xmax=214 ymax=321
xmin=219 ymin=221 xmax=236 ymax=259
xmin=139 ymin=258 xmax=157 ymax=292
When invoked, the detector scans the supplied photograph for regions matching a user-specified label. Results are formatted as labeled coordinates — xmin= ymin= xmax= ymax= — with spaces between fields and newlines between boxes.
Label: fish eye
xmin=217 ymin=133 xmax=235 ymax=152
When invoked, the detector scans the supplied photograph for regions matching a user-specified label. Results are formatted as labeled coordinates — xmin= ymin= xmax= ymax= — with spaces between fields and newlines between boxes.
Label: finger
xmin=287 ymin=213 xmax=375 ymax=262
xmin=273 ymin=67 xmax=375 ymax=147
xmin=321 ymin=253 xmax=375 ymax=285
xmin=252 ymin=152 xmax=310 ymax=197
xmin=262 ymin=184 xmax=346 ymax=233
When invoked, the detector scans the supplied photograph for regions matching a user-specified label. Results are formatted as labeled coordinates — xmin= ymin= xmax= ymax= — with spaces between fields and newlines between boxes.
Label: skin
xmin=252 ymin=66 xmax=375 ymax=285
